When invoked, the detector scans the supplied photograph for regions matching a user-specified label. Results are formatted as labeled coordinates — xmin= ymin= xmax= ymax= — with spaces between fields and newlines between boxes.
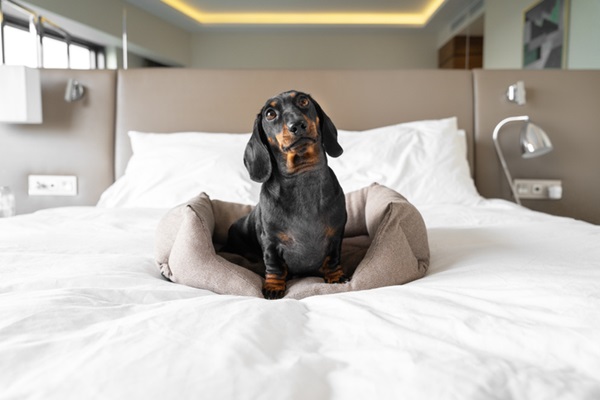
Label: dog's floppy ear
xmin=244 ymin=113 xmax=272 ymax=183
xmin=310 ymin=95 xmax=343 ymax=158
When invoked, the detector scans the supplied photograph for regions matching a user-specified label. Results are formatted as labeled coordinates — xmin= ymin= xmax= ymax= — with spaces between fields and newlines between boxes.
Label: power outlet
xmin=514 ymin=179 xmax=562 ymax=200
xmin=28 ymin=175 xmax=78 ymax=196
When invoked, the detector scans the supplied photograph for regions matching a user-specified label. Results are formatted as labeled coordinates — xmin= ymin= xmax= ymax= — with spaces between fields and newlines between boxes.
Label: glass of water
xmin=0 ymin=186 xmax=16 ymax=218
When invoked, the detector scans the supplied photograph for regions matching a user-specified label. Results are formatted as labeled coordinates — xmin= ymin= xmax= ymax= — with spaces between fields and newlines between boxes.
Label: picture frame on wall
xmin=523 ymin=0 xmax=570 ymax=69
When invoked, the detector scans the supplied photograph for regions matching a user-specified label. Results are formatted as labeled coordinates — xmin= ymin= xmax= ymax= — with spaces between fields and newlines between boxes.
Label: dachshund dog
xmin=226 ymin=90 xmax=347 ymax=299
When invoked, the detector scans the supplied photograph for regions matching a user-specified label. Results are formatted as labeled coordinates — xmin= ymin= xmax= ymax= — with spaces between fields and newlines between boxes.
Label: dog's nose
xmin=288 ymin=120 xmax=307 ymax=135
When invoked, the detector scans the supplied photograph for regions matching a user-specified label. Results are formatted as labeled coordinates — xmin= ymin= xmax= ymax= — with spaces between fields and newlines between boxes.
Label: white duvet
xmin=1 ymin=201 xmax=600 ymax=400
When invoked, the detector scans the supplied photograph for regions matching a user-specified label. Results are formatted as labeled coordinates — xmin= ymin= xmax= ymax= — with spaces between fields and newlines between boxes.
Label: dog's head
xmin=244 ymin=90 xmax=342 ymax=183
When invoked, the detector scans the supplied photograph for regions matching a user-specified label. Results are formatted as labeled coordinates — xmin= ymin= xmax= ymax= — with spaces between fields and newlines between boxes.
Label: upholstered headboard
xmin=114 ymin=69 xmax=475 ymax=179
xmin=2 ymin=68 xmax=599 ymax=223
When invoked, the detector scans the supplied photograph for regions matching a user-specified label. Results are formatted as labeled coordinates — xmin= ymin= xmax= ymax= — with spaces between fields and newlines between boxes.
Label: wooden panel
xmin=439 ymin=36 xmax=483 ymax=69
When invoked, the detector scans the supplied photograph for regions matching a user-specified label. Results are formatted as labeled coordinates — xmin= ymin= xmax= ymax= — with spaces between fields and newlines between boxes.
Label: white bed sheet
xmin=1 ymin=202 xmax=600 ymax=400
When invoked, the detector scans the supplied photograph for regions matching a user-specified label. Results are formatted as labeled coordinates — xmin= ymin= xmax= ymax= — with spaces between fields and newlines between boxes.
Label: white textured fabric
xmin=97 ymin=118 xmax=481 ymax=209
xmin=97 ymin=131 xmax=260 ymax=207
xmin=330 ymin=117 xmax=481 ymax=206
xmin=1 ymin=202 xmax=600 ymax=399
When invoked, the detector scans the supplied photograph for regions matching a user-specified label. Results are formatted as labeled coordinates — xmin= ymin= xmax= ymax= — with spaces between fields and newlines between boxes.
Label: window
xmin=3 ymin=24 xmax=36 ymax=67
xmin=2 ymin=18 xmax=104 ymax=69
xmin=70 ymin=43 xmax=94 ymax=70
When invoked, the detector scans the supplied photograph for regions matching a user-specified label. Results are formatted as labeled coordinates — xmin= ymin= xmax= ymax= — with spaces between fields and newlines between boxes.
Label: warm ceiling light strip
xmin=161 ymin=0 xmax=446 ymax=26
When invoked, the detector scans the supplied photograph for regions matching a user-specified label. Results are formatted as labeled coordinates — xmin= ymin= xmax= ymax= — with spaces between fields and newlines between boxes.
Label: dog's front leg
xmin=262 ymin=241 xmax=288 ymax=300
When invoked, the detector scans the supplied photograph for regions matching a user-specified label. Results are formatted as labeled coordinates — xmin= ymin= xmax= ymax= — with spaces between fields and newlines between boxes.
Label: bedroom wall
xmin=19 ymin=0 xmax=192 ymax=67
xmin=2 ymin=68 xmax=600 ymax=224
xmin=567 ymin=1 xmax=600 ymax=69
xmin=19 ymin=0 xmax=599 ymax=70
xmin=483 ymin=0 xmax=600 ymax=69
xmin=0 ymin=70 xmax=116 ymax=214
xmin=190 ymin=29 xmax=438 ymax=69
xmin=473 ymin=69 xmax=600 ymax=224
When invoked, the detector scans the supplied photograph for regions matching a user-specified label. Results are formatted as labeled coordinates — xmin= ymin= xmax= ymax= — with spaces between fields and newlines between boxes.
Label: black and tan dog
xmin=226 ymin=90 xmax=347 ymax=299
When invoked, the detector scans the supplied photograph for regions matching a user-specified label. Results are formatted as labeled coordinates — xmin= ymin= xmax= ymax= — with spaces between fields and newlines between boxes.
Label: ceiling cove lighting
xmin=161 ymin=0 xmax=446 ymax=26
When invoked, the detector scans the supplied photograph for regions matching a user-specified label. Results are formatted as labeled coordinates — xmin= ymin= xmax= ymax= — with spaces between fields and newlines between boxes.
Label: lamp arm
xmin=492 ymin=116 xmax=529 ymax=206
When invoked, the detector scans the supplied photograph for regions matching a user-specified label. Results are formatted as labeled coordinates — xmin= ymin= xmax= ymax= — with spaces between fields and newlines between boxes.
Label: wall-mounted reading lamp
xmin=507 ymin=80 xmax=526 ymax=105
xmin=64 ymin=78 xmax=85 ymax=102
xmin=493 ymin=115 xmax=553 ymax=205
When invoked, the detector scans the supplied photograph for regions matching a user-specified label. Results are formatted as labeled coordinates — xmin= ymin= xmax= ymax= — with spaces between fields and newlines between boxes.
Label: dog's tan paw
xmin=263 ymin=274 xmax=286 ymax=299
xmin=323 ymin=265 xmax=348 ymax=284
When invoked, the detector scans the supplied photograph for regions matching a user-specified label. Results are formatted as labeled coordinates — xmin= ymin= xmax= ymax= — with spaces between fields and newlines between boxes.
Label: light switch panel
xmin=28 ymin=175 xmax=78 ymax=196
xmin=514 ymin=179 xmax=562 ymax=200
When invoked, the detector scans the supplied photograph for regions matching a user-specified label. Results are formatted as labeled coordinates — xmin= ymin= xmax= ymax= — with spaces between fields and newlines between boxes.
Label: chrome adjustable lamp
xmin=493 ymin=116 xmax=553 ymax=205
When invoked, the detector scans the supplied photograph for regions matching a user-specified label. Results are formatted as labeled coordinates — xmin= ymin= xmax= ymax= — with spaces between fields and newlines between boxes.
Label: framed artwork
xmin=523 ymin=0 xmax=569 ymax=69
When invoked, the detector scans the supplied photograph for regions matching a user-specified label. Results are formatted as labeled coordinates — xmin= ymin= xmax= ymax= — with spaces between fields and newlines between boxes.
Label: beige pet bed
xmin=155 ymin=183 xmax=429 ymax=300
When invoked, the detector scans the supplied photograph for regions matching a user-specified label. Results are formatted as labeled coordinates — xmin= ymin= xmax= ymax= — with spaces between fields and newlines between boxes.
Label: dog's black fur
xmin=225 ymin=90 xmax=347 ymax=299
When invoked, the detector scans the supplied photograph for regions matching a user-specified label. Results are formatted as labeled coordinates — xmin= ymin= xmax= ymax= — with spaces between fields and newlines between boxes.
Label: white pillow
xmin=328 ymin=117 xmax=481 ymax=206
xmin=97 ymin=131 xmax=261 ymax=207
xmin=98 ymin=117 xmax=480 ymax=208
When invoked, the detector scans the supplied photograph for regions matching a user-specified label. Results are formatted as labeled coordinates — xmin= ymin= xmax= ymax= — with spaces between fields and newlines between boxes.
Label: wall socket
xmin=28 ymin=175 xmax=78 ymax=196
xmin=514 ymin=179 xmax=562 ymax=200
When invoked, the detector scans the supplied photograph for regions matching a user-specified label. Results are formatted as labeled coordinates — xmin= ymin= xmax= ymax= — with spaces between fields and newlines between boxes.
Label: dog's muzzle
xmin=283 ymin=137 xmax=316 ymax=152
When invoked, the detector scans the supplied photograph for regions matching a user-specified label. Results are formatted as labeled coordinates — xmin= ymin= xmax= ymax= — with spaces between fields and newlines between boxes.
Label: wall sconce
xmin=64 ymin=79 xmax=85 ymax=102
xmin=507 ymin=81 xmax=526 ymax=105
xmin=493 ymin=115 xmax=553 ymax=205
xmin=0 ymin=65 xmax=43 ymax=124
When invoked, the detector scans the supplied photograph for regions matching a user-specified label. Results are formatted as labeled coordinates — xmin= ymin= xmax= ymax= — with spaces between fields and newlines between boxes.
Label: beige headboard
xmin=114 ymin=69 xmax=475 ymax=178
xmin=3 ymin=68 xmax=599 ymax=224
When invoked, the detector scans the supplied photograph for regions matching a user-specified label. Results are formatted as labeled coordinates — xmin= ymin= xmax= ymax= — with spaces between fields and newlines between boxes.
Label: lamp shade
xmin=0 ymin=66 xmax=43 ymax=124
xmin=520 ymin=121 xmax=553 ymax=158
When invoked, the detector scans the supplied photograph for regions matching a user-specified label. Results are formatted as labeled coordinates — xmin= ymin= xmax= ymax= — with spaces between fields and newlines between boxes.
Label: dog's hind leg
xmin=320 ymin=236 xmax=348 ymax=284
xmin=320 ymin=262 xmax=347 ymax=284
xmin=262 ymin=241 xmax=288 ymax=299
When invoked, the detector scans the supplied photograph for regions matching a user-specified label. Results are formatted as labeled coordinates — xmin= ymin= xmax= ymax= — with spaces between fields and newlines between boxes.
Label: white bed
xmin=2 ymin=117 xmax=600 ymax=399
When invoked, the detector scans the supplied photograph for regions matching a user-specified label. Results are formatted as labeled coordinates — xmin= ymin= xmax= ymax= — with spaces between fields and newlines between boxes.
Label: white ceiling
xmin=125 ymin=0 xmax=482 ymax=33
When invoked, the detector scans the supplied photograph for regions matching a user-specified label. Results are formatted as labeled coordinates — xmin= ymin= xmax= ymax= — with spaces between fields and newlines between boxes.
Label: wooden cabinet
xmin=439 ymin=35 xmax=483 ymax=69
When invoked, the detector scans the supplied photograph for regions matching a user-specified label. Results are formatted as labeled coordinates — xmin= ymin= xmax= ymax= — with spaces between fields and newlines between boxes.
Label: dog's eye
xmin=297 ymin=96 xmax=310 ymax=108
xmin=265 ymin=109 xmax=277 ymax=121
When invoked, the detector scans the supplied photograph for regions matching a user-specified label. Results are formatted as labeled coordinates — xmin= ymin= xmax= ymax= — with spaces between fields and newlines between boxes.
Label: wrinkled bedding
xmin=1 ymin=201 xmax=600 ymax=400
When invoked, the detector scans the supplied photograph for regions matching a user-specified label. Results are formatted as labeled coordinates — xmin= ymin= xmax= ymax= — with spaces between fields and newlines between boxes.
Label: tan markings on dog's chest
xmin=285 ymin=145 xmax=320 ymax=173
xmin=324 ymin=226 xmax=336 ymax=238
xmin=277 ymin=231 xmax=294 ymax=244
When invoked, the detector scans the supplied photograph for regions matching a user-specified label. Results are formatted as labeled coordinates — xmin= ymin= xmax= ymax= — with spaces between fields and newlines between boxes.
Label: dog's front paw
xmin=263 ymin=274 xmax=286 ymax=300
xmin=323 ymin=265 xmax=348 ymax=284
xmin=263 ymin=287 xmax=285 ymax=300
